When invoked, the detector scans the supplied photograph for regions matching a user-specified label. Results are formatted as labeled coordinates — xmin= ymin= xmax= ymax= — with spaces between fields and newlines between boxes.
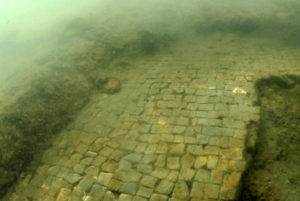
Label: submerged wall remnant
xmin=239 ymin=75 xmax=300 ymax=201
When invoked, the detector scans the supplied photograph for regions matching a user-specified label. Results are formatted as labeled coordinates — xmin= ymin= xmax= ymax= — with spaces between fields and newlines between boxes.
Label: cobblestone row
xmin=5 ymin=55 xmax=300 ymax=201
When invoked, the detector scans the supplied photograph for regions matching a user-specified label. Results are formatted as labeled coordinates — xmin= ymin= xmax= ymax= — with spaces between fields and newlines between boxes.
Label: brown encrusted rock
xmin=101 ymin=78 xmax=121 ymax=94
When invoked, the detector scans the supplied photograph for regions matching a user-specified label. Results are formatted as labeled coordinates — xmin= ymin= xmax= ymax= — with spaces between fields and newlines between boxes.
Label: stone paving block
xmin=99 ymin=147 xmax=114 ymax=157
xmin=86 ymin=151 xmax=98 ymax=158
xmin=196 ymin=135 xmax=209 ymax=145
xmin=197 ymin=104 xmax=214 ymax=111
xmin=185 ymin=88 xmax=196 ymax=95
xmin=178 ymin=168 xmax=195 ymax=181
xmin=149 ymin=194 xmax=168 ymax=201
xmin=167 ymin=157 xmax=180 ymax=170
xmin=187 ymin=145 xmax=203 ymax=155
xmin=184 ymin=95 xmax=196 ymax=102
xmin=181 ymin=154 xmax=195 ymax=168
xmin=160 ymin=134 xmax=174 ymax=143
xmin=97 ymin=172 xmax=113 ymax=186
xmin=145 ymin=144 xmax=158 ymax=154
xmin=156 ymin=143 xmax=168 ymax=154
xmin=156 ymin=179 xmax=175 ymax=195
xmin=184 ymin=136 xmax=197 ymax=144
xmin=220 ymin=147 xmax=243 ymax=160
xmin=190 ymin=111 xmax=207 ymax=118
xmin=92 ymin=155 xmax=106 ymax=167
xmin=102 ymin=160 xmax=118 ymax=172
xmin=152 ymin=168 xmax=169 ymax=179
xmin=176 ymin=117 xmax=189 ymax=126
xmin=195 ymin=169 xmax=211 ymax=183
xmin=148 ymin=135 xmax=161 ymax=143
xmin=56 ymin=188 xmax=71 ymax=201
xmin=155 ymin=155 xmax=166 ymax=168
xmin=187 ymin=103 xmax=197 ymax=110
xmin=228 ymin=137 xmax=245 ymax=148
xmin=47 ymin=166 xmax=60 ymax=176
xmin=172 ymin=126 xmax=186 ymax=134
xmin=70 ymin=153 xmax=83 ymax=163
xmin=85 ymin=166 xmax=99 ymax=176
xmin=53 ymin=177 xmax=71 ymax=189
xmin=142 ymin=154 xmax=157 ymax=164
xmin=113 ymin=170 xmax=130 ymax=183
xmin=228 ymin=159 xmax=246 ymax=171
xmin=168 ymin=144 xmax=185 ymax=155
xmin=119 ymin=194 xmax=133 ymax=201
xmin=127 ymin=170 xmax=142 ymax=182
xmin=103 ymin=191 xmax=115 ymax=201
xmin=204 ymin=184 xmax=220 ymax=199
xmin=190 ymin=181 xmax=204 ymax=199
xmin=167 ymin=170 xmax=179 ymax=182
xmin=76 ymin=175 xmax=94 ymax=193
xmin=135 ymin=142 xmax=148 ymax=153
xmin=121 ymin=141 xmax=138 ymax=151
xmin=140 ymin=175 xmax=158 ymax=188
xmin=89 ymin=184 xmax=106 ymax=200
xmin=136 ymin=186 xmax=153 ymax=198
xmin=206 ymin=156 xmax=219 ymax=169
xmin=172 ymin=180 xmax=189 ymax=200
xmin=139 ymin=124 xmax=152 ymax=133
xmin=30 ymin=174 xmax=44 ymax=186
xmin=211 ymin=169 xmax=224 ymax=184
xmin=119 ymin=182 xmax=138 ymax=194
xmin=76 ymin=144 xmax=89 ymax=154
xmin=80 ymin=157 xmax=93 ymax=166
xmin=65 ymin=173 xmax=82 ymax=184
xmin=223 ymin=171 xmax=241 ymax=189
xmin=223 ymin=119 xmax=245 ymax=129
xmin=174 ymin=135 xmax=184 ymax=143
xmin=137 ymin=164 xmax=153 ymax=174
xmin=219 ymin=186 xmax=237 ymax=200
xmin=108 ymin=179 xmax=122 ymax=191
xmin=203 ymin=146 xmax=220 ymax=156
xmin=110 ymin=150 xmax=124 ymax=161
xmin=133 ymin=195 xmax=148 ymax=201
xmin=124 ymin=153 xmax=143 ymax=163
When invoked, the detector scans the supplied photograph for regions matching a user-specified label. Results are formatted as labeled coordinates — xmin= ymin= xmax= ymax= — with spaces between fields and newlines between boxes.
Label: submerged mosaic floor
xmin=4 ymin=45 xmax=300 ymax=201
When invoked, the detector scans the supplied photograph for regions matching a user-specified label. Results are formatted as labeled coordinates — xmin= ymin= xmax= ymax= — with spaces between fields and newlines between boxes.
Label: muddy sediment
xmin=239 ymin=75 xmax=300 ymax=201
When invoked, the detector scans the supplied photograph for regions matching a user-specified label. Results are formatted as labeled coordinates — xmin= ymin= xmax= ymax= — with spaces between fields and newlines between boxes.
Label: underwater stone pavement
xmin=4 ymin=52 xmax=300 ymax=201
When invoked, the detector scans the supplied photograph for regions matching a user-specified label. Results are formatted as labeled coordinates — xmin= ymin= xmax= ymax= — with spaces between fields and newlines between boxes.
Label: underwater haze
xmin=0 ymin=0 xmax=300 ymax=201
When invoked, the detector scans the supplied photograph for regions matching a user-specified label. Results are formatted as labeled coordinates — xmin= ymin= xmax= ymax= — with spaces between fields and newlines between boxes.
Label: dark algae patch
xmin=239 ymin=75 xmax=300 ymax=201
xmin=0 ymin=68 xmax=94 ymax=198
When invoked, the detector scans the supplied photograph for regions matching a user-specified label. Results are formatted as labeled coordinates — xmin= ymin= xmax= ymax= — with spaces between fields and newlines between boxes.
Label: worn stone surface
xmin=4 ymin=9 xmax=300 ymax=200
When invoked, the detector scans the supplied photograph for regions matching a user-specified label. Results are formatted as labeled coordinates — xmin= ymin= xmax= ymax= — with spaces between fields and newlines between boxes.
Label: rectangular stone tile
xmin=119 ymin=182 xmax=137 ymax=195
xmin=187 ymin=145 xmax=203 ymax=156
xmin=119 ymin=194 xmax=133 ymax=201
xmin=204 ymin=184 xmax=220 ymax=199
xmin=167 ymin=157 xmax=180 ymax=170
xmin=168 ymin=144 xmax=185 ymax=155
xmin=178 ymin=168 xmax=195 ymax=181
xmin=140 ymin=175 xmax=158 ymax=188
xmin=152 ymin=168 xmax=169 ymax=179
xmin=136 ymin=186 xmax=153 ymax=198
xmin=190 ymin=181 xmax=204 ymax=199
xmin=156 ymin=179 xmax=175 ymax=195
xmin=166 ymin=170 xmax=179 ymax=182
xmin=97 ymin=172 xmax=113 ymax=187
xmin=206 ymin=156 xmax=219 ymax=169
xmin=172 ymin=181 xmax=189 ymax=200
xmin=155 ymin=155 xmax=166 ymax=168
xmin=195 ymin=169 xmax=211 ymax=183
